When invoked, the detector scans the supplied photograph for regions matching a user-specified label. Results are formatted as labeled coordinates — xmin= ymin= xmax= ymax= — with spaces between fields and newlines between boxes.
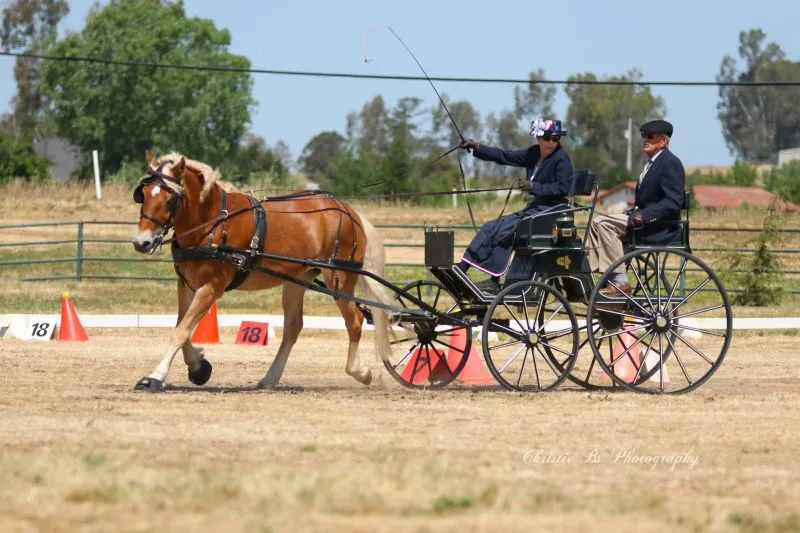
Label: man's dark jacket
xmin=633 ymin=148 xmax=686 ymax=244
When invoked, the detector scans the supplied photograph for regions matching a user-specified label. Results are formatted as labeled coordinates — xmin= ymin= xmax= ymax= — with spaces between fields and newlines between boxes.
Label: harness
xmin=171 ymin=189 xmax=268 ymax=292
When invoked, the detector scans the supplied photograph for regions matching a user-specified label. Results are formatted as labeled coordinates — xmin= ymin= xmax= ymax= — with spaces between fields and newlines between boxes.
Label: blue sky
xmin=1 ymin=0 xmax=798 ymax=168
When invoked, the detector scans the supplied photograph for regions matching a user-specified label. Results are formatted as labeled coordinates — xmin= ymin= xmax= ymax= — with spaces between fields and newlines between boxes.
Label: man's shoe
xmin=476 ymin=278 xmax=501 ymax=296
xmin=599 ymin=282 xmax=632 ymax=297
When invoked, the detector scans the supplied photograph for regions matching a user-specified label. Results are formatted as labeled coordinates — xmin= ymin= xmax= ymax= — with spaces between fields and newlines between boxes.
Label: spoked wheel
xmin=587 ymin=248 xmax=733 ymax=394
xmin=541 ymin=277 xmax=617 ymax=390
xmin=383 ymin=280 xmax=472 ymax=389
xmin=482 ymin=280 xmax=579 ymax=391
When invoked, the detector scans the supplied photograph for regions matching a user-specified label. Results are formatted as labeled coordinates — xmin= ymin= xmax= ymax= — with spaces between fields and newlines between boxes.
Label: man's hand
xmin=459 ymin=139 xmax=480 ymax=151
xmin=518 ymin=179 xmax=532 ymax=191
xmin=628 ymin=210 xmax=644 ymax=228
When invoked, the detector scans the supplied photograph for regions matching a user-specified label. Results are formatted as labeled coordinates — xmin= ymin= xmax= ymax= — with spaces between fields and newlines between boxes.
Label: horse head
xmin=132 ymin=151 xmax=186 ymax=254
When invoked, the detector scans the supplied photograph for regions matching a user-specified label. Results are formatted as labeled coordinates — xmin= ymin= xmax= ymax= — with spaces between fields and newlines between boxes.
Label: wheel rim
xmin=587 ymin=249 xmax=733 ymax=394
xmin=384 ymin=280 xmax=472 ymax=389
xmin=482 ymin=281 xmax=579 ymax=391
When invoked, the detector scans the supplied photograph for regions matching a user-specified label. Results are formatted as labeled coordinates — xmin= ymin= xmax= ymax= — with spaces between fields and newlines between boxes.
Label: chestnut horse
xmin=131 ymin=152 xmax=394 ymax=391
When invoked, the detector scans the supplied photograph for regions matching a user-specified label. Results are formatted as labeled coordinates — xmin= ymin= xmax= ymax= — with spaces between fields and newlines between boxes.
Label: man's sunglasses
xmin=640 ymin=133 xmax=662 ymax=140
xmin=541 ymin=136 xmax=560 ymax=142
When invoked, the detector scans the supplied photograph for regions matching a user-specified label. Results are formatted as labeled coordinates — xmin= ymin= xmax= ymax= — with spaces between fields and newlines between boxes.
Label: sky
xmin=1 ymin=0 xmax=799 ymax=169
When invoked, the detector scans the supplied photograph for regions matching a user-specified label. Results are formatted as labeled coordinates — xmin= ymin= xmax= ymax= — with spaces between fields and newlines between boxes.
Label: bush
xmin=0 ymin=134 xmax=51 ymax=182
xmin=764 ymin=160 xmax=800 ymax=204
xmin=722 ymin=200 xmax=785 ymax=306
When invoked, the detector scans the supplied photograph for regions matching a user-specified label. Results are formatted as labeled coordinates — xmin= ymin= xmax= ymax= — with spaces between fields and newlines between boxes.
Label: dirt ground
xmin=0 ymin=328 xmax=798 ymax=533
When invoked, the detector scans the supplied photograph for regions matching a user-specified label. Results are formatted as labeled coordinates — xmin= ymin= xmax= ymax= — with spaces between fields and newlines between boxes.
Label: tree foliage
xmin=40 ymin=0 xmax=254 ymax=175
xmin=764 ymin=160 xmax=800 ymax=204
xmin=297 ymin=130 xmax=347 ymax=181
xmin=0 ymin=0 xmax=70 ymax=138
xmin=717 ymin=29 xmax=800 ymax=162
xmin=565 ymin=69 xmax=665 ymax=185
xmin=0 ymin=133 xmax=51 ymax=182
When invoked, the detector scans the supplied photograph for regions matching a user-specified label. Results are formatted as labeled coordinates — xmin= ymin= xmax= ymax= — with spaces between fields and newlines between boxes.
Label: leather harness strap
xmin=172 ymin=193 xmax=268 ymax=292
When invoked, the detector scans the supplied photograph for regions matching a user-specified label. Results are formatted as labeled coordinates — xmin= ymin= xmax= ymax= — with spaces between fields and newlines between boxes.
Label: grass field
xmin=0 ymin=329 xmax=798 ymax=532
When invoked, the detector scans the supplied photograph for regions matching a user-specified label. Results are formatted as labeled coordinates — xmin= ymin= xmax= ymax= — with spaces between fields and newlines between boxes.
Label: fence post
xmin=76 ymin=222 xmax=84 ymax=281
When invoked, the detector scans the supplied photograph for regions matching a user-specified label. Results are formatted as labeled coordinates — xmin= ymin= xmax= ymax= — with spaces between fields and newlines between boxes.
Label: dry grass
xmin=0 ymin=330 xmax=798 ymax=532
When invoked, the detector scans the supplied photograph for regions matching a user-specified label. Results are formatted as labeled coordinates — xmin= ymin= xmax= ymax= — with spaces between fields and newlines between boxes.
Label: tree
xmin=565 ymin=69 xmax=666 ymax=185
xmin=513 ymin=69 xmax=556 ymax=122
xmin=0 ymin=132 xmax=50 ymax=182
xmin=345 ymin=95 xmax=390 ymax=156
xmin=1 ymin=0 xmax=70 ymax=138
xmin=40 ymin=0 xmax=254 ymax=175
xmin=717 ymin=29 xmax=800 ymax=162
xmin=297 ymin=131 xmax=346 ymax=180
xmin=220 ymin=133 xmax=286 ymax=185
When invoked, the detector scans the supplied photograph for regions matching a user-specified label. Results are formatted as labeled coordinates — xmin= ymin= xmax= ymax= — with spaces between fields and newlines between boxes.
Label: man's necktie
xmin=639 ymin=159 xmax=653 ymax=183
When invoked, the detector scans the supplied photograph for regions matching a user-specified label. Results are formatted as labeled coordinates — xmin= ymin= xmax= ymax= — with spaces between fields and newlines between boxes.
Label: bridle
xmin=133 ymin=161 xmax=184 ymax=253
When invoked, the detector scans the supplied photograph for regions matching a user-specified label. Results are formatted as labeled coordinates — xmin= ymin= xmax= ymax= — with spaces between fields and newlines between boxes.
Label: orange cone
xmin=191 ymin=302 xmax=219 ymax=344
xmin=59 ymin=292 xmax=89 ymax=342
xmin=608 ymin=324 xmax=641 ymax=383
xmin=448 ymin=327 xmax=492 ymax=384
xmin=400 ymin=345 xmax=448 ymax=384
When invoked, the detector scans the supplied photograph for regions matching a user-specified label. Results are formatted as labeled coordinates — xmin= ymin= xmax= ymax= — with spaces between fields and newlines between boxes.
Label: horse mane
xmin=153 ymin=151 xmax=238 ymax=201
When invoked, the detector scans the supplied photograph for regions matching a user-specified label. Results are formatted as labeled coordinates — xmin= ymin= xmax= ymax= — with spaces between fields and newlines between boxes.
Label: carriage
xmin=382 ymin=169 xmax=733 ymax=394
xmin=133 ymin=155 xmax=732 ymax=395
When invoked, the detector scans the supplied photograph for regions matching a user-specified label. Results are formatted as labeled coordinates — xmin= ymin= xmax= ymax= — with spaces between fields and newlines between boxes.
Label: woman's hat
xmin=530 ymin=118 xmax=567 ymax=138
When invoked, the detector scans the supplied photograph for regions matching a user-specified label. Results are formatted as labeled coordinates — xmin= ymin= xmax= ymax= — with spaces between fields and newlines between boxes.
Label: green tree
xmin=1 ymin=0 xmax=70 ymax=138
xmin=513 ymin=69 xmax=556 ymax=121
xmin=0 ymin=132 xmax=50 ymax=182
xmin=40 ymin=0 xmax=254 ymax=175
xmin=565 ymin=69 xmax=666 ymax=179
xmin=346 ymin=95 xmax=390 ymax=156
xmin=297 ymin=130 xmax=347 ymax=181
xmin=221 ymin=133 xmax=287 ymax=185
xmin=717 ymin=29 xmax=800 ymax=162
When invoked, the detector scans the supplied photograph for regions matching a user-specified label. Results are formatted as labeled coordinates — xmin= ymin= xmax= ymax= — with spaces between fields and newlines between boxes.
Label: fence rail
xmin=1 ymin=220 xmax=799 ymax=294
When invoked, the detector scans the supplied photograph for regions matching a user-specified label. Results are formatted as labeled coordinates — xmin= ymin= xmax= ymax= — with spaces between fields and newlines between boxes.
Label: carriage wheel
xmin=482 ymin=280 xmax=579 ymax=391
xmin=587 ymin=249 xmax=733 ymax=394
xmin=544 ymin=258 xmax=670 ymax=390
xmin=383 ymin=280 xmax=472 ymax=389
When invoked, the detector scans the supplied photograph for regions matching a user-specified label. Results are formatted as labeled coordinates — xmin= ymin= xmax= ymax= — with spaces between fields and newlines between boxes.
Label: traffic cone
xmin=607 ymin=324 xmax=641 ymax=384
xmin=58 ymin=292 xmax=89 ymax=342
xmin=400 ymin=345 xmax=448 ymax=384
xmin=191 ymin=302 xmax=219 ymax=344
xmin=448 ymin=327 xmax=492 ymax=384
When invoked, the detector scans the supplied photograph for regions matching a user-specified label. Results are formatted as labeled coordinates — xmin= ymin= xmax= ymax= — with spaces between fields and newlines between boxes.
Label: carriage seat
xmin=628 ymin=189 xmax=691 ymax=251
xmin=512 ymin=170 xmax=598 ymax=251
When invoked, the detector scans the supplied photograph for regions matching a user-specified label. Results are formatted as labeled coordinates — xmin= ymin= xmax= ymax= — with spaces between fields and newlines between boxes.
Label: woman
xmin=458 ymin=118 xmax=574 ymax=295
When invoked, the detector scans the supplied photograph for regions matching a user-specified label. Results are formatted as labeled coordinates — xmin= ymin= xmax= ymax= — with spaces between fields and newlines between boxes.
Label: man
xmin=587 ymin=119 xmax=685 ymax=295
xmin=458 ymin=118 xmax=573 ymax=295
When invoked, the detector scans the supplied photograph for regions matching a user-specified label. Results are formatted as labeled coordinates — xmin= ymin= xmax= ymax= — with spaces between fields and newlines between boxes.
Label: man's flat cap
xmin=640 ymin=119 xmax=673 ymax=137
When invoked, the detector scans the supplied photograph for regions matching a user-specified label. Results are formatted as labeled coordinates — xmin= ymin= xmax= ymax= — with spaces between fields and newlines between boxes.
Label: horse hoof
xmin=188 ymin=358 xmax=213 ymax=386
xmin=134 ymin=377 xmax=164 ymax=392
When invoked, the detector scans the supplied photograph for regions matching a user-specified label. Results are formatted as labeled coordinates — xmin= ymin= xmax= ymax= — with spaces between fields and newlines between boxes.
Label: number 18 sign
xmin=235 ymin=321 xmax=270 ymax=346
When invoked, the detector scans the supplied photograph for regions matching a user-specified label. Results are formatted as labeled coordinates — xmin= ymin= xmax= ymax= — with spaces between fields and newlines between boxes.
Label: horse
xmin=131 ymin=151 xmax=395 ymax=392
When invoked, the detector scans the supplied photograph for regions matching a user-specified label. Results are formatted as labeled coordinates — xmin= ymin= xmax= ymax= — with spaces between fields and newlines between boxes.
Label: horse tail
xmin=357 ymin=214 xmax=394 ymax=365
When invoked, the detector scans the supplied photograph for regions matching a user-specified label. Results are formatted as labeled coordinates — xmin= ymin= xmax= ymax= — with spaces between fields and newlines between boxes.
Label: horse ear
xmin=145 ymin=150 xmax=154 ymax=165
xmin=174 ymin=157 xmax=186 ymax=177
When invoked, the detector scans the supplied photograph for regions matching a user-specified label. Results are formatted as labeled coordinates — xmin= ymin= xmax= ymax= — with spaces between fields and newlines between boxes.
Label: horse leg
xmin=176 ymin=279 xmax=207 ymax=379
xmin=256 ymin=270 xmax=318 ymax=388
xmin=331 ymin=271 xmax=371 ymax=385
xmin=134 ymin=282 xmax=218 ymax=392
